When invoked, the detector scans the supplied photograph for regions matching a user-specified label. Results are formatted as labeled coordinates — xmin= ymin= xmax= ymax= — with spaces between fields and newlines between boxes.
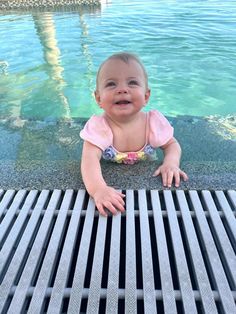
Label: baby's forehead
xmin=102 ymin=58 xmax=139 ymax=68
xmin=99 ymin=58 xmax=145 ymax=78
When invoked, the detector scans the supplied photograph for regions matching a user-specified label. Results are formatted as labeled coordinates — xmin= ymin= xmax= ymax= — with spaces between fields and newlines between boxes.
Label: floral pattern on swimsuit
xmin=102 ymin=144 xmax=156 ymax=165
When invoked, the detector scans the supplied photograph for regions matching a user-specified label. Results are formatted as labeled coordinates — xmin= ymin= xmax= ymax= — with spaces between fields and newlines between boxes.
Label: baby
xmin=80 ymin=52 xmax=188 ymax=216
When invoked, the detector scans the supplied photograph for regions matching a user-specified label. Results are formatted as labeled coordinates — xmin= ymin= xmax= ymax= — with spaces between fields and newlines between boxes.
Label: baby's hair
xmin=96 ymin=52 xmax=149 ymax=90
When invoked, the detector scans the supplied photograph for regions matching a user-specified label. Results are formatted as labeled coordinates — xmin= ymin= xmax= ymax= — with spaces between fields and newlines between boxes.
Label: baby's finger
xmin=96 ymin=204 xmax=108 ymax=217
xmin=118 ymin=192 xmax=126 ymax=198
xmin=115 ymin=194 xmax=125 ymax=206
xmin=174 ymin=172 xmax=180 ymax=187
xmin=103 ymin=202 xmax=119 ymax=216
xmin=112 ymin=197 xmax=125 ymax=213
xmin=152 ymin=168 xmax=160 ymax=177
xmin=162 ymin=172 xmax=168 ymax=187
xmin=180 ymin=171 xmax=188 ymax=181
xmin=116 ymin=204 xmax=125 ymax=213
xmin=167 ymin=171 xmax=174 ymax=187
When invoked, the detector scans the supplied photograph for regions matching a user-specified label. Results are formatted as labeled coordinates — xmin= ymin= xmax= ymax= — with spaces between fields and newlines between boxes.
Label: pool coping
xmin=0 ymin=159 xmax=236 ymax=191
xmin=0 ymin=0 xmax=101 ymax=10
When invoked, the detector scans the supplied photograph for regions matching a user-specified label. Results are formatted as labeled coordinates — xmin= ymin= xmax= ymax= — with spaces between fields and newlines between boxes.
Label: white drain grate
xmin=0 ymin=189 xmax=235 ymax=313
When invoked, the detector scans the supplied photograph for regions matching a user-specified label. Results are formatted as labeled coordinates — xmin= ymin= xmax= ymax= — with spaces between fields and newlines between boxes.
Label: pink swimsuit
xmin=80 ymin=110 xmax=174 ymax=165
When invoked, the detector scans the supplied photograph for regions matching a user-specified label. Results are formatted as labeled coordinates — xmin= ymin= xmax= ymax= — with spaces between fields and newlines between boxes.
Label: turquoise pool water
xmin=1 ymin=0 xmax=236 ymax=120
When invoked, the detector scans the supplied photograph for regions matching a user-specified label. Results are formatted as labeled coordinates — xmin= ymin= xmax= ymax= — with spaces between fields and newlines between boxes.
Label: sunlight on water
xmin=0 ymin=0 xmax=236 ymax=120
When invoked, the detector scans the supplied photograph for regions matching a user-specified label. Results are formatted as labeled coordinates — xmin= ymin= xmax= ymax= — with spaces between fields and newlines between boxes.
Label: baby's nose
xmin=117 ymin=85 xmax=128 ymax=93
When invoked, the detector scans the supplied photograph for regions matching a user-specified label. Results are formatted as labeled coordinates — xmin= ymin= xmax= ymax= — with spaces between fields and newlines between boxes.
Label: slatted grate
xmin=0 ymin=189 xmax=235 ymax=314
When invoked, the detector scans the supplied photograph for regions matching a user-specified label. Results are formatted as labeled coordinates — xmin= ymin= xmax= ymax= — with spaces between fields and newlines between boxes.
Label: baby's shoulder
xmin=148 ymin=109 xmax=165 ymax=121
xmin=147 ymin=109 xmax=174 ymax=147
xmin=83 ymin=114 xmax=111 ymax=131
xmin=80 ymin=115 xmax=113 ymax=150
xmin=86 ymin=114 xmax=106 ymax=124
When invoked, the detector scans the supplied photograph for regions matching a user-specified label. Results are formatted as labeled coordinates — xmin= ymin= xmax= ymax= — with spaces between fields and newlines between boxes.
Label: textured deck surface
xmin=0 ymin=189 xmax=235 ymax=313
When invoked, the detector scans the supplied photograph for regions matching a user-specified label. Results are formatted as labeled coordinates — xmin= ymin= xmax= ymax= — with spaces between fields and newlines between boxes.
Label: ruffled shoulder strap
xmin=148 ymin=110 xmax=174 ymax=147
xmin=80 ymin=115 xmax=113 ymax=150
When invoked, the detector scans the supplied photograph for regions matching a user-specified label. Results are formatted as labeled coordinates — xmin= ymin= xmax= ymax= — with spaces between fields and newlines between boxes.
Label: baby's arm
xmin=81 ymin=141 xmax=125 ymax=216
xmin=153 ymin=137 xmax=188 ymax=187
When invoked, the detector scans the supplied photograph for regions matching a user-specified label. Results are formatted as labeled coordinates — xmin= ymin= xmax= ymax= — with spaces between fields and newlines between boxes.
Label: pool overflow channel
xmin=0 ymin=189 xmax=235 ymax=313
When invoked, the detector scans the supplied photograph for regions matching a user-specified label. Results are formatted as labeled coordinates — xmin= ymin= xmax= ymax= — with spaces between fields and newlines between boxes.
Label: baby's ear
xmin=94 ymin=91 xmax=101 ymax=106
xmin=145 ymin=88 xmax=151 ymax=103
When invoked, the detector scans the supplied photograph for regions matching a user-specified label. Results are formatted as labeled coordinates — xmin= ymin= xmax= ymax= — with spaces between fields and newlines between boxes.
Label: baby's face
xmin=95 ymin=59 xmax=150 ymax=119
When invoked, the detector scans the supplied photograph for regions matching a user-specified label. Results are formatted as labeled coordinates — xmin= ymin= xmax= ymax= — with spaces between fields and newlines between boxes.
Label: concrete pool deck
xmin=0 ymin=115 xmax=235 ymax=190
xmin=1 ymin=160 xmax=236 ymax=191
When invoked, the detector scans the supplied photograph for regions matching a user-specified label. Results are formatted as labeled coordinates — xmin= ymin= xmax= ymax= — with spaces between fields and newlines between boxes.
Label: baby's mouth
xmin=115 ymin=100 xmax=131 ymax=105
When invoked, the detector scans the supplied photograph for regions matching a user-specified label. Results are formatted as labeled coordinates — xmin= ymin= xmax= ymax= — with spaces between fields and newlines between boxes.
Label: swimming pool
xmin=1 ymin=0 xmax=236 ymax=121
xmin=0 ymin=0 xmax=235 ymax=183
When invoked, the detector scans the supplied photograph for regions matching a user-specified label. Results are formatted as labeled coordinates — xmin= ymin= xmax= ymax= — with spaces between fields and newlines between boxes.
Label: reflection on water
xmin=33 ymin=13 xmax=71 ymax=120
xmin=206 ymin=115 xmax=236 ymax=140
xmin=0 ymin=61 xmax=9 ymax=74
xmin=0 ymin=4 xmax=105 ymax=121
xmin=0 ymin=4 xmax=106 ymax=160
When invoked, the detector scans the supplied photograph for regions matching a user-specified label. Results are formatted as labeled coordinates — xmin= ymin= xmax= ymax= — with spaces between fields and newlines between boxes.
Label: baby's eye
xmin=105 ymin=81 xmax=116 ymax=88
xmin=128 ymin=80 xmax=139 ymax=86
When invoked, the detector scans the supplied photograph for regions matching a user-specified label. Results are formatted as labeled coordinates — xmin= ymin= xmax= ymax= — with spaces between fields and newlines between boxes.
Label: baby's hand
xmin=93 ymin=186 xmax=125 ymax=216
xmin=153 ymin=163 xmax=188 ymax=188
